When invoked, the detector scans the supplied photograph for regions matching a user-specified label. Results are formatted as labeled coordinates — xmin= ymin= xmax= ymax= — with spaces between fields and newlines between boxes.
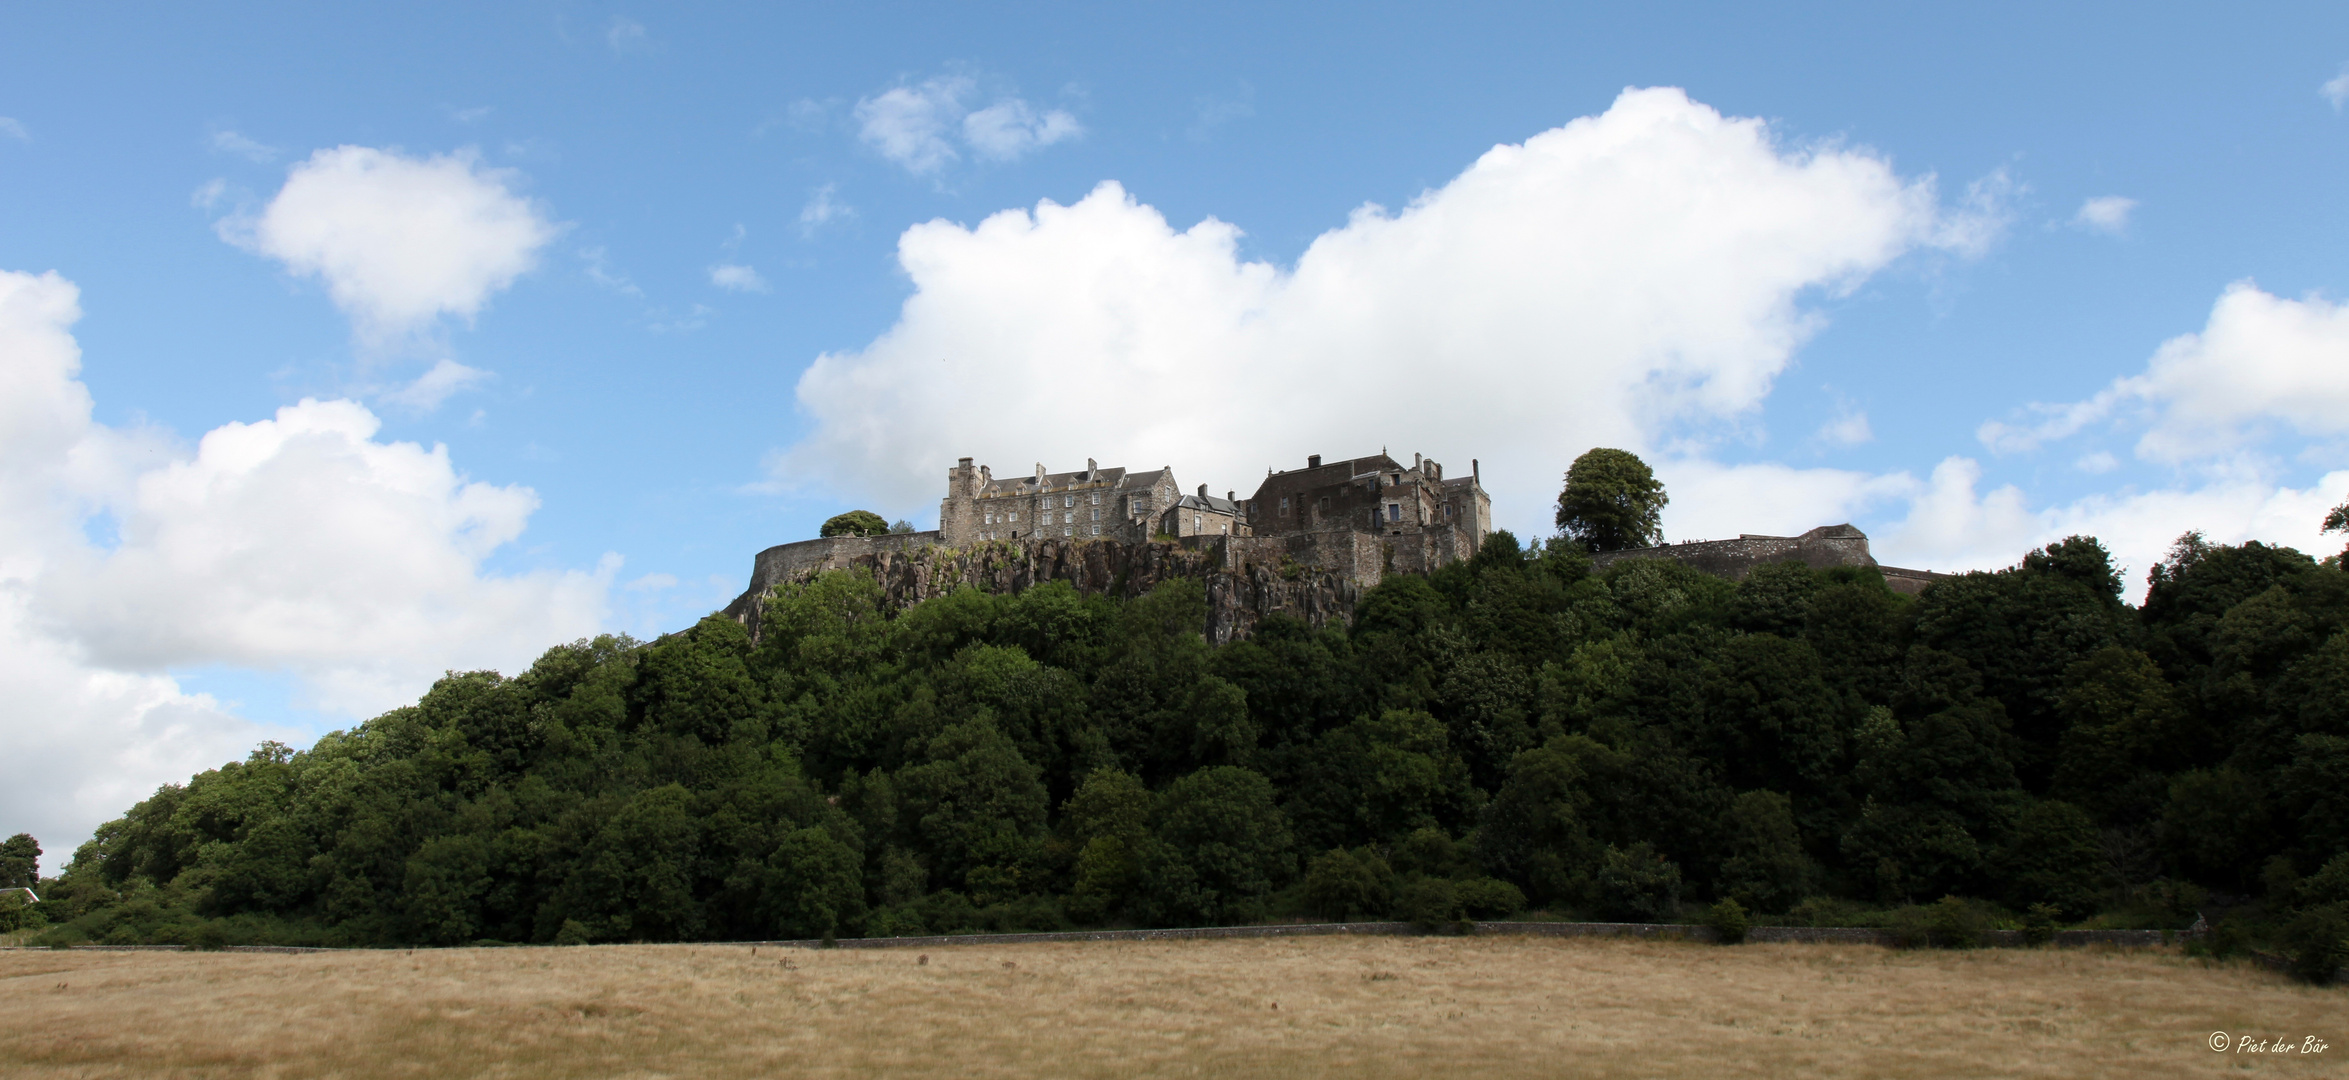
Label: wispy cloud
xmin=2324 ymin=64 xmax=2349 ymax=111
xmin=799 ymin=183 xmax=853 ymax=236
xmin=2072 ymin=195 xmax=2137 ymax=235
xmin=607 ymin=16 xmax=648 ymax=54
xmin=452 ymin=106 xmax=493 ymax=124
xmin=1187 ymin=85 xmax=1255 ymax=143
xmin=579 ymin=246 xmax=642 ymax=297
xmin=0 ymin=117 xmax=28 ymax=142
xmin=209 ymin=129 xmax=279 ymax=162
xmin=379 ymin=358 xmax=491 ymax=412
xmin=709 ymin=264 xmax=767 ymax=292
xmin=853 ymin=72 xmax=1081 ymax=176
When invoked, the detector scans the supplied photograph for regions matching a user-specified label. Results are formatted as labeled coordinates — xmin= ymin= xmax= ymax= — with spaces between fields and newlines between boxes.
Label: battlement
xmin=1588 ymin=524 xmax=1950 ymax=595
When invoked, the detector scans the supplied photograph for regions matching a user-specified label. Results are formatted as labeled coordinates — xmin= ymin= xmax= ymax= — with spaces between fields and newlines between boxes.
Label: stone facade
xmin=1243 ymin=450 xmax=1491 ymax=568
xmin=1161 ymin=486 xmax=1246 ymax=539
xmin=1588 ymin=523 xmax=1950 ymax=596
xmin=938 ymin=457 xmax=1178 ymax=546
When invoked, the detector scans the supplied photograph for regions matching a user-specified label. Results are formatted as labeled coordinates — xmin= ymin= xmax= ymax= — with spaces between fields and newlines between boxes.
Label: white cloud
xmin=0 ymin=268 xmax=611 ymax=851
xmin=210 ymin=129 xmax=279 ymax=162
xmin=853 ymin=74 xmax=1080 ymax=175
xmin=2073 ymin=195 xmax=2137 ymax=235
xmin=579 ymin=246 xmax=642 ymax=297
xmin=222 ymin=146 xmax=560 ymax=344
xmin=2324 ymin=65 xmax=2349 ymax=111
xmin=1873 ymin=456 xmax=2346 ymax=601
xmin=0 ymin=117 xmax=27 ymax=142
xmin=855 ymin=77 xmax=971 ymax=175
xmin=379 ymin=357 xmax=490 ymax=411
xmin=709 ymin=264 xmax=767 ymax=293
xmin=963 ymin=99 xmax=1083 ymax=161
xmin=190 ymin=178 xmax=229 ymax=210
xmin=799 ymin=183 xmax=853 ymax=236
xmin=782 ymin=88 xmax=1987 ymax=532
xmin=1978 ymin=282 xmax=2349 ymax=461
xmin=1816 ymin=409 xmax=1874 ymax=447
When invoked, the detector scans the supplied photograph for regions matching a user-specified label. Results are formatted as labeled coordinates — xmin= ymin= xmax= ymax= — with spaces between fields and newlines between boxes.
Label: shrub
xmin=1705 ymin=898 xmax=1750 ymax=945
xmin=1892 ymin=896 xmax=1986 ymax=949
xmin=1455 ymin=878 xmax=1526 ymax=920
xmin=1593 ymin=843 xmax=1681 ymax=922
xmin=2280 ymin=903 xmax=2349 ymax=985
xmin=1304 ymin=848 xmax=1394 ymax=922
xmin=1397 ymin=878 xmax=1463 ymax=930
xmin=2021 ymin=903 xmax=2061 ymax=946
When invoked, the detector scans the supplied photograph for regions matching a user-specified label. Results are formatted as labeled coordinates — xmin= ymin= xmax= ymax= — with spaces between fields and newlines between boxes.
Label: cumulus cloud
xmin=1873 ymin=457 xmax=2346 ymax=600
xmin=222 ymin=146 xmax=560 ymax=344
xmin=709 ymin=264 xmax=767 ymax=293
xmin=0 ymin=268 xmax=610 ymax=850
xmin=2073 ymin=195 xmax=2137 ymax=235
xmin=853 ymin=75 xmax=1080 ymax=175
xmin=782 ymin=88 xmax=1988 ymax=532
xmin=1979 ymin=283 xmax=2349 ymax=461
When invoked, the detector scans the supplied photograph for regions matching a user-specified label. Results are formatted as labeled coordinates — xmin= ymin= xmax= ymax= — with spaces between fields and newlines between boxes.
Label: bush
xmin=1891 ymin=896 xmax=1986 ymax=949
xmin=1593 ymin=843 xmax=1681 ymax=922
xmin=1455 ymin=878 xmax=1526 ymax=920
xmin=2021 ymin=903 xmax=2061 ymax=946
xmin=1397 ymin=878 xmax=1463 ymax=930
xmin=1304 ymin=848 xmax=1394 ymax=922
xmin=1705 ymin=898 xmax=1750 ymax=945
xmin=2280 ymin=903 xmax=2349 ymax=985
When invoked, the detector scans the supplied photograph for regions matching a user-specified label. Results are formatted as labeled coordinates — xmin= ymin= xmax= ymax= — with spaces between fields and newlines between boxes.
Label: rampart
xmin=1589 ymin=524 xmax=1950 ymax=596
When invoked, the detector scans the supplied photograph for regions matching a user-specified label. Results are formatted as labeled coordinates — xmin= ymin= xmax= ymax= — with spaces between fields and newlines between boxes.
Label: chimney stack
xmin=1198 ymin=483 xmax=1208 ymax=497
xmin=1308 ymin=454 xmax=1322 ymax=468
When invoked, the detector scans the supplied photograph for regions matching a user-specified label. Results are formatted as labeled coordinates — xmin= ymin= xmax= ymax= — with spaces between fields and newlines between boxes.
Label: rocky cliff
xmin=721 ymin=534 xmax=1367 ymax=645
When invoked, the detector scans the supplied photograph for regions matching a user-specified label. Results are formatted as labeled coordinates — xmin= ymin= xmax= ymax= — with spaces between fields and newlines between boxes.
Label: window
xmin=1089 ymin=493 xmax=1100 ymax=506
xmin=1090 ymin=508 xmax=1100 ymax=522
xmin=1064 ymin=494 xmax=1074 ymax=508
xmin=1062 ymin=526 xmax=1072 ymax=537
xmin=1280 ymin=496 xmax=1290 ymax=514
xmin=1008 ymin=511 xmax=1018 ymax=522
xmin=1090 ymin=525 xmax=1100 ymax=536
xmin=1387 ymin=503 xmax=1401 ymax=522
xmin=1064 ymin=511 xmax=1074 ymax=524
xmin=1194 ymin=513 xmax=1203 ymax=530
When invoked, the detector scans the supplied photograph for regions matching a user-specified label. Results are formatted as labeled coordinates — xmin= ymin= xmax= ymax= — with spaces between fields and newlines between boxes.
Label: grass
xmin=1 ymin=935 xmax=2339 ymax=1078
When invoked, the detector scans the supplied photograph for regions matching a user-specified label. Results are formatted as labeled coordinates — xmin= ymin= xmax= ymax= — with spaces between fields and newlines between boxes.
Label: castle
xmin=935 ymin=450 xmax=1490 ymax=558
xmin=722 ymin=449 xmax=1939 ymax=641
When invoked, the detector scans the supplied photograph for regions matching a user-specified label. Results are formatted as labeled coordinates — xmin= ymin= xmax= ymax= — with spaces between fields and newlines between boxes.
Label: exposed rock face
xmin=721 ymin=534 xmax=1366 ymax=645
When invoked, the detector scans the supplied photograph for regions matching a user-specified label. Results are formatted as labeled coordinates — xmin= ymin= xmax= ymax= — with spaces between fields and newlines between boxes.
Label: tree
xmin=0 ymin=834 xmax=38 ymax=889
xmin=1555 ymin=448 xmax=1666 ymax=553
xmin=820 ymin=510 xmax=890 ymax=537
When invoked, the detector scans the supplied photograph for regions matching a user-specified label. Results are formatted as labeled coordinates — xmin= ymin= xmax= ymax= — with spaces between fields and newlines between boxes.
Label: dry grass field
xmin=1 ymin=935 xmax=2341 ymax=1079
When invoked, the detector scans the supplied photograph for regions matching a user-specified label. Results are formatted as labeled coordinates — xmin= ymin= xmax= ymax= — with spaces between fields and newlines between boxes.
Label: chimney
xmin=1308 ymin=454 xmax=1322 ymax=469
xmin=1472 ymin=458 xmax=1480 ymax=482
xmin=1035 ymin=462 xmax=1047 ymax=484
xmin=1198 ymin=483 xmax=1208 ymax=497
xmin=1086 ymin=457 xmax=1097 ymax=476
xmin=1414 ymin=452 xmax=1422 ymax=471
xmin=958 ymin=456 xmax=973 ymax=467
xmin=1226 ymin=490 xmax=1234 ymax=503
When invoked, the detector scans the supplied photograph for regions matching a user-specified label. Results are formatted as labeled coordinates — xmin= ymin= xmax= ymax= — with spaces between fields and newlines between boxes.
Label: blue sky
xmin=4 ymin=2 xmax=2348 ymax=850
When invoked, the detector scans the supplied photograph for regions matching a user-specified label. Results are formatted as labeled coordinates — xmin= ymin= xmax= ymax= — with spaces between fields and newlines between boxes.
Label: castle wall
xmin=1586 ymin=524 xmax=1950 ymax=596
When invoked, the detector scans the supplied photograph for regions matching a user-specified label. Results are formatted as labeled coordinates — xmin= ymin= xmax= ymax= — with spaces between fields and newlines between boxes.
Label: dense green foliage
xmin=1554 ymin=448 xmax=1667 ymax=552
xmin=14 ymin=526 xmax=2349 ymax=977
xmin=819 ymin=510 xmax=891 ymax=537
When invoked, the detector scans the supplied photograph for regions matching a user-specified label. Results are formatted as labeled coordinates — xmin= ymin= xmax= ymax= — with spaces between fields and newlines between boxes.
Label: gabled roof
xmin=976 ymin=465 xmax=1174 ymax=498
xmin=1171 ymin=493 xmax=1240 ymax=514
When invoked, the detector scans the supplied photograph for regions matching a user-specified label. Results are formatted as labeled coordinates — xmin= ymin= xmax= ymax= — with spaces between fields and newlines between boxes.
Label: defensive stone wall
xmin=1588 ymin=524 xmax=1951 ymax=596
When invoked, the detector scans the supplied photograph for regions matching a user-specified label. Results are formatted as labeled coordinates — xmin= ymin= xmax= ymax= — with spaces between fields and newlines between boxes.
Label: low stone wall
xmin=736 ymin=921 xmax=2174 ymax=951
xmin=1588 ymin=524 xmax=1954 ymax=596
